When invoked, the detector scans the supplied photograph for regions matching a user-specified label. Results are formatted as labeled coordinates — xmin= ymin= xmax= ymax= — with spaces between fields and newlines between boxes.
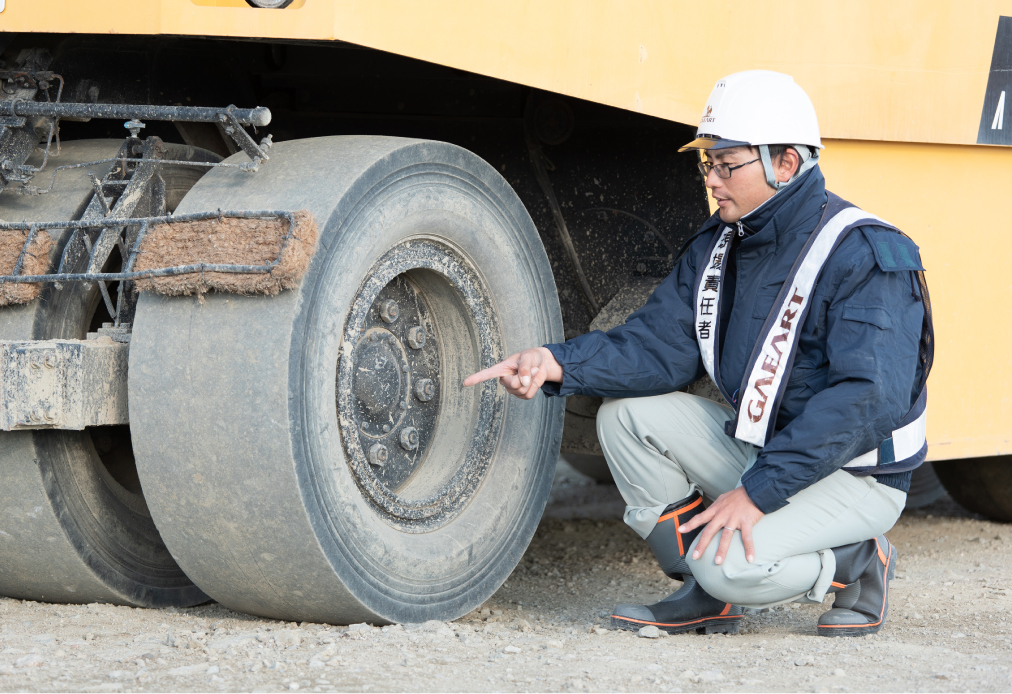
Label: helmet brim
xmin=677 ymin=136 xmax=751 ymax=153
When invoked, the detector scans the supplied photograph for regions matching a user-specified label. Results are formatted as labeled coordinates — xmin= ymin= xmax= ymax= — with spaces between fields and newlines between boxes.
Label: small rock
xmin=698 ymin=670 xmax=724 ymax=683
xmin=14 ymin=654 xmax=44 ymax=668
xmin=503 ymin=645 xmax=521 ymax=654
xmin=274 ymin=630 xmax=301 ymax=648
xmin=638 ymin=625 xmax=661 ymax=639
xmin=833 ymin=669 xmax=846 ymax=677
xmin=517 ymin=619 xmax=532 ymax=632
xmin=795 ymin=655 xmax=816 ymax=666
xmin=309 ymin=660 xmax=325 ymax=669
xmin=0 ymin=665 xmax=15 ymax=676
xmin=679 ymin=670 xmax=696 ymax=680
xmin=952 ymin=632 xmax=966 ymax=638
xmin=210 ymin=675 xmax=224 ymax=683
xmin=593 ymin=627 xmax=610 ymax=635
xmin=167 ymin=664 xmax=207 ymax=677
xmin=480 ymin=608 xmax=491 ymax=617
xmin=288 ymin=683 xmax=299 ymax=691
xmin=545 ymin=639 xmax=564 ymax=649
xmin=206 ymin=666 xmax=219 ymax=675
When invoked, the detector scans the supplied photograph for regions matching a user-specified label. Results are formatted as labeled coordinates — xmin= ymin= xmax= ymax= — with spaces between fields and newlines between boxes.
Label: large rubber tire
xmin=933 ymin=456 xmax=1012 ymax=521
xmin=129 ymin=136 xmax=564 ymax=624
xmin=0 ymin=140 xmax=208 ymax=607
xmin=903 ymin=462 xmax=946 ymax=509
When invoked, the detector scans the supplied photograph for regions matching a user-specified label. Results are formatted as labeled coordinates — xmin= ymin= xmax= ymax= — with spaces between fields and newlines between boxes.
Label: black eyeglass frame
xmin=698 ymin=157 xmax=761 ymax=180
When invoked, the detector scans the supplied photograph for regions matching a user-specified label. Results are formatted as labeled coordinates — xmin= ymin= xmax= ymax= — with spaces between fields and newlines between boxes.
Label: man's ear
xmin=777 ymin=148 xmax=801 ymax=183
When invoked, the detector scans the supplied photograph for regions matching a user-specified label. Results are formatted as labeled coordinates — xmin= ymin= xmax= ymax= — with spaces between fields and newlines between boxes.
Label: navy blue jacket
xmin=543 ymin=167 xmax=926 ymax=513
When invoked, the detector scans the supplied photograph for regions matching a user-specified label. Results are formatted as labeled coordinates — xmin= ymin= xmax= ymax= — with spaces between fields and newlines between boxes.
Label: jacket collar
xmin=693 ymin=165 xmax=827 ymax=244
xmin=736 ymin=166 xmax=826 ymax=241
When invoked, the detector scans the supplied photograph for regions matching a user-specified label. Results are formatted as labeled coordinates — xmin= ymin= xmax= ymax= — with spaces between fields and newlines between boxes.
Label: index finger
xmin=679 ymin=505 xmax=713 ymax=534
xmin=462 ymin=356 xmax=517 ymax=387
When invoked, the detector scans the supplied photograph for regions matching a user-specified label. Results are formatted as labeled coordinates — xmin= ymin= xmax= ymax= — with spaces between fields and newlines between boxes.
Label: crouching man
xmin=465 ymin=71 xmax=932 ymax=637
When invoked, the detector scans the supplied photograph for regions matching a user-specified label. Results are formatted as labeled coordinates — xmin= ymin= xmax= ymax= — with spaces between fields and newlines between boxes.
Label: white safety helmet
xmin=679 ymin=70 xmax=823 ymax=190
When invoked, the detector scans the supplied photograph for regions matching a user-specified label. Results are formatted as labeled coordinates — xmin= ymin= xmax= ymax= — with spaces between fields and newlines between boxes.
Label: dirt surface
xmin=1 ymin=460 xmax=1010 ymax=693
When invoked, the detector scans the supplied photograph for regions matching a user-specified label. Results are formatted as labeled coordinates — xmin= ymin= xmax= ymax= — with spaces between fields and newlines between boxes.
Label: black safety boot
xmin=610 ymin=492 xmax=742 ymax=635
xmin=611 ymin=574 xmax=743 ymax=635
xmin=645 ymin=491 xmax=705 ymax=578
xmin=817 ymin=534 xmax=896 ymax=637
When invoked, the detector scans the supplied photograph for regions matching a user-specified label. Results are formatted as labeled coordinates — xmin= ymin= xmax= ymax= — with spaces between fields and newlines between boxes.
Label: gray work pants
xmin=596 ymin=391 xmax=906 ymax=608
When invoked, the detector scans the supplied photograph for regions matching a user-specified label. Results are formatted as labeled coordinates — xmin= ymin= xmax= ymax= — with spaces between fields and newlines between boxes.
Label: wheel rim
xmin=336 ymin=237 xmax=505 ymax=530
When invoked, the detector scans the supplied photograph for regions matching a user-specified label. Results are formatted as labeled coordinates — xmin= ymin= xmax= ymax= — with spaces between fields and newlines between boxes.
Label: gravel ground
xmin=1 ymin=460 xmax=1010 ymax=693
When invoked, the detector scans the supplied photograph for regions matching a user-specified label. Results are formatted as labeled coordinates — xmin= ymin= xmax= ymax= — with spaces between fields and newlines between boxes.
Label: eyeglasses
xmin=698 ymin=157 xmax=761 ymax=180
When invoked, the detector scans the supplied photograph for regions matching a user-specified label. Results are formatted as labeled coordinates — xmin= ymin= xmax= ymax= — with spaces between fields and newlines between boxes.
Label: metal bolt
xmin=414 ymin=379 xmax=436 ymax=402
xmin=644 ymin=231 xmax=656 ymax=242
xmin=378 ymin=299 xmax=400 ymax=324
xmin=124 ymin=119 xmax=146 ymax=138
xmin=382 ymin=424 xmax=391 ymax=433
xmin=399 ymin=427 xmax=419 ymax=451
xmin=407 ymin=326 xmax=426 ymax=349
xmin=367 ymin=443 xmax=388 ymax=467
xmin=636 ymin=262 xmax=647 ymax=273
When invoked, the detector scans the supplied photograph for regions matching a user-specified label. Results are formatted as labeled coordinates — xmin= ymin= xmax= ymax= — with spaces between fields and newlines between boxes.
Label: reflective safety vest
xmin=694 ymin=192 xmax=929 ymax=475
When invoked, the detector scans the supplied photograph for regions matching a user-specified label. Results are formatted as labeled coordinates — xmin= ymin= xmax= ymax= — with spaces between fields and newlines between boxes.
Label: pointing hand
xmin=462 ymin=347 xmax=563 ymax=400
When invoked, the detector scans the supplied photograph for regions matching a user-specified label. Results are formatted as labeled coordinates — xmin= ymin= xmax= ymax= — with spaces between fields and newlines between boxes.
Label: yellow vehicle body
xmin=3 ymin=0 xmax=1008 ymax=461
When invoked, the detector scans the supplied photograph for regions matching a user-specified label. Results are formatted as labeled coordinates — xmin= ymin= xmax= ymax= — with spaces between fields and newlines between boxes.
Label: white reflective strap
xmin=892 ymin=407 xmax=927 ymax=462
xmin=695 ymin=227 xmax=733 ymax=383
xmin=734 ymin=207 xmax=886 ymax=446
xmin=842 ymin=408 xmax=927 ymax=469
xmin=844 ymin=449 xmax=879 ymax=469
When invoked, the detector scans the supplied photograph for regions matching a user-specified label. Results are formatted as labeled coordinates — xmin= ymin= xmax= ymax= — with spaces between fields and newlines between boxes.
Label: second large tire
xmin=130 ymin=136 xmax=564 ymax=624
xmin=933 ymin=456 xmax=1012 ymax=521
xmin=0 ymin=140 xmax=207 ymax=607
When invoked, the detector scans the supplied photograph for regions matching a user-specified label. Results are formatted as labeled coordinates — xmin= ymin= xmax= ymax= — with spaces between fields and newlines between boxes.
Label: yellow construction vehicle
xmin=0 ymin=1 xmax=1008 ymax=625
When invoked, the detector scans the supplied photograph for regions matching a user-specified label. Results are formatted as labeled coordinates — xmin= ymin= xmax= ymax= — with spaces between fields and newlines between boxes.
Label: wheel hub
xmin=347 ymin=275 xmax=440 ymax=492
xmin=336 ymin=238 xmax=505 ymax=529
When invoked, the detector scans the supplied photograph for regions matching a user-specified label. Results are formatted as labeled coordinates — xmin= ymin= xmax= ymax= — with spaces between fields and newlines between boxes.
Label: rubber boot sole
xmin=610 ymin=613 xmax=741 ymax=635
xmin=817 ymin=550 xmax=896 ymax=638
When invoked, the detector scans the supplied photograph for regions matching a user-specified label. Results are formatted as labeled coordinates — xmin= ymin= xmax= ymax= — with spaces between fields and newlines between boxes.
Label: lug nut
xmin=407 ymin=326 xmax=426 ymax=349
xmin=378 ymin=299 xmax=400 ymax=324
xmin=368 ymin=443 xmax=388 ymax=467
xmin=415 ymin=379 xmax=436 ymax=402
xmin=399 ymin=427 xmax=419 ymax=451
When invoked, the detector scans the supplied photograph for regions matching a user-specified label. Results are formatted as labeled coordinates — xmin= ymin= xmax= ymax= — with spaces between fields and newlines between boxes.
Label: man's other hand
xmin=679 ymin=486 xmax=765 ymax=565
xmin=462 ymin=347 xmax=562 ymax=399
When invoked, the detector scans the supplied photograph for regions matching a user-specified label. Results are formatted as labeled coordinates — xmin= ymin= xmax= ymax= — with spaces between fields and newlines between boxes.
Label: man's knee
xmin=689 ymin=537 xmax=825 ymax=606
xmin=596 ymin=397 xmax=642 ymax=449
xmin=597 ymin=392 xmax=698 ymax=445
xmin=688 ymin=540 xmax=755 ymax=605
